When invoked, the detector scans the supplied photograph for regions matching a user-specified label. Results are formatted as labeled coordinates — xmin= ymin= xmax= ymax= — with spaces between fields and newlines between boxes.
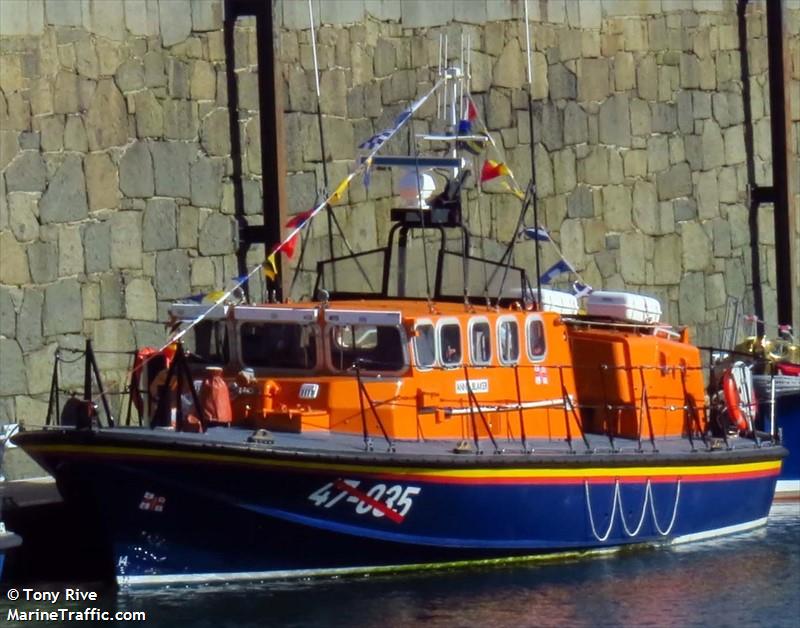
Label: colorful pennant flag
xmin=522 ymin=227 xmax=550 ymax=242
xmin=277 ymin=234 xmax=298 ymax=259
xmin=286 ymin=209 xmax=314 ymax=230
xmin=539 ymin=259 xmax=574 ymax=285
xmin=181 ymin=289 xmax=227 ymax=304
xmin=363 ymin=167 xmax=372 ymax=191
xmin=456 ymin=98 xmax=481 ymax=154
xmin=394 ymin=109 xmax=411 ymax=127
xmin=480 ymin=159 xmax=511 ymax=183
xmin=204 ymin=290 xmax=225 ymax=303
xmin=263 ymin=254 xmax=278 ymax=281
xmin=456 ymin=119 xmax=483 ymax=155
xmin=502 ymin=182 xmax=525 ymax=200
xmin=466 ymin=97 xmax=478 ymax=121
xmin=331 ymin=177 xmax=350 ymax=202
xmin=572 ymin=282 xmax=593 ymax=298
xmin=358 ymin=128 xmax=393 ymax=151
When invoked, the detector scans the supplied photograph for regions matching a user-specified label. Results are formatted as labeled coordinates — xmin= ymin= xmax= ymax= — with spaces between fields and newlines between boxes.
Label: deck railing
xmin=41 ymin=342 xmax=777 ymax=456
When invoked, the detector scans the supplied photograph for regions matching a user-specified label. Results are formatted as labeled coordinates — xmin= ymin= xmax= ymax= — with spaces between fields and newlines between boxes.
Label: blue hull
xmin=18 ymin=431 xmax=783 ymax=585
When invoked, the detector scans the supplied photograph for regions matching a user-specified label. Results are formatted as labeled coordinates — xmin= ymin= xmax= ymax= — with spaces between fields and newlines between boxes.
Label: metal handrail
xmin=462 ymin=364 xmax=500 ymax=454
xmin=354 ymin=360 xmax=395 ymax=452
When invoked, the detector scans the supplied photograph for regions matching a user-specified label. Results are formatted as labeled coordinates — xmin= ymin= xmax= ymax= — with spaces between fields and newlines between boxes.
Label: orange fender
xmin=199 ymin=367 xmax=233 ymax=424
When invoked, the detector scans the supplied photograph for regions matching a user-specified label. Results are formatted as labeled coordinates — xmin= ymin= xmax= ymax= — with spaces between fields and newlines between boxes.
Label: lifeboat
xmin=11 ymin=60 xmax=786 ymax=587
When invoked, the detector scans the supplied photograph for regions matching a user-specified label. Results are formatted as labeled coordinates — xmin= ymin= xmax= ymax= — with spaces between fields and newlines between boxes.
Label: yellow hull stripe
xmin=26 ymin=443 xmax=782 ymax=480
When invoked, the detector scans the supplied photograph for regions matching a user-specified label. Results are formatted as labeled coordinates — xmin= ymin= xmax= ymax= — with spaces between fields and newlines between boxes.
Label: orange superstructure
xmin=170 ymin=298 xmax=707 ymax=445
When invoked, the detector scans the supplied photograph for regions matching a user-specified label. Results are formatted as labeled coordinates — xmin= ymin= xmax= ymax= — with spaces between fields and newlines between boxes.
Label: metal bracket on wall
xmin=223 ymin=0 xmax=287 ymax=301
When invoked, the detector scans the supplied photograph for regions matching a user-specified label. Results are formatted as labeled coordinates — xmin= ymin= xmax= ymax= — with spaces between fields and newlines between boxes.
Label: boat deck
xmin=62 ymin=425 xmax=784 ymax=467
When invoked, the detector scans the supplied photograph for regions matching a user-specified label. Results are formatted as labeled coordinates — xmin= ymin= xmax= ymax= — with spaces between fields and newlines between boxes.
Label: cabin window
xmin=184 ymin=320 xmax=229 ymax=365
xmin=414 ymin=323 xmax=436 ymax=369
xmin=329 ymin=325 xmax=406 ymax=372
xmin=240 ymin=323 xmax=317 ymax=370
xmin=469 ymin=319 xmax=492 ymax=365
xmin=497 ymin=318 xmax=520 ymax=365
xmin=527 ymin=318 xmax=546 ymax=360
xmin=439 ymin=323 xmax=462 ymax=367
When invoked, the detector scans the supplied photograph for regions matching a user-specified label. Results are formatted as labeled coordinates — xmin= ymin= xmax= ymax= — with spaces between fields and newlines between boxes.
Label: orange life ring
xmin=721 ymin=368 xmax=755 ymax=431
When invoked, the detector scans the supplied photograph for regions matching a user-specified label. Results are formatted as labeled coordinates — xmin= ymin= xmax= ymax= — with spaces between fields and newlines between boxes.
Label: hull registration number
xmin=308 ymin=480 xmax=421 ymax=524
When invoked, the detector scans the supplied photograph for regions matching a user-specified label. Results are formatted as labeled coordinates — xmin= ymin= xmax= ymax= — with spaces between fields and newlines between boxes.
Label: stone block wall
xmin=0 ymin=0 xmax=798 ymax=425
xmin=0 ymin=0 xmax=264 ymax=424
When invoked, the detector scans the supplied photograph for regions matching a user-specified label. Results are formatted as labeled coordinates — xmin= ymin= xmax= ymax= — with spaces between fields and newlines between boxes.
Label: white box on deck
xmin=502 ymin=287 xmax=580 ymax=314
xmin=537 ymin=288 xmax=579 ymax=314
xmin=585 ymin=291 xmax=662 ymax=323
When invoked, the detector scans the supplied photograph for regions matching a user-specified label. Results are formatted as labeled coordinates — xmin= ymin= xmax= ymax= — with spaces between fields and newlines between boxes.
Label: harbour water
xmin=2 ymin=502 xmax=798 ymax=627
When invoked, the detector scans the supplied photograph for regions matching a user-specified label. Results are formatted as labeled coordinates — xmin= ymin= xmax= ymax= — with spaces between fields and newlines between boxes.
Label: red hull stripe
xmin=365 ymin=467 xmax=780 ymax=486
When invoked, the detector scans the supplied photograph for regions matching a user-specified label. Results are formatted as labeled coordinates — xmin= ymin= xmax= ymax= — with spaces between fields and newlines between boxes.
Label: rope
xmin=617 ymin=480 xmax=650 ymax=538
xmin=586 ymin=478 xmax=682 ymax=542
xmin=648 ymin=479 xmax=682 ymax=536
xmin=585 ymin=480 xmax=619 ymax=542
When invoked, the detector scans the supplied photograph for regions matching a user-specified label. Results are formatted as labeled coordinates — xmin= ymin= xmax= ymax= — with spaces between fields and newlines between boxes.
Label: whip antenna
xmin=307 ymin=0 xmax=334 ymax=270
xmin=297 ymin=0 xmax=373 ymax=295
xmin=524 ymin=0 xmax=543 ymax=307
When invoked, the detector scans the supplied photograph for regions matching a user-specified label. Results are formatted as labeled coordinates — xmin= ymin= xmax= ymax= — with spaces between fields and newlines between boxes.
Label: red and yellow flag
xmin=480 ymin=159 xmax=511 ymax=183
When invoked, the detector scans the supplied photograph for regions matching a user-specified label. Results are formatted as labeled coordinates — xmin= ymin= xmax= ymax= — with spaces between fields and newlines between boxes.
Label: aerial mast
xmin=524 ymin=0 xmax=543 ymax=307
